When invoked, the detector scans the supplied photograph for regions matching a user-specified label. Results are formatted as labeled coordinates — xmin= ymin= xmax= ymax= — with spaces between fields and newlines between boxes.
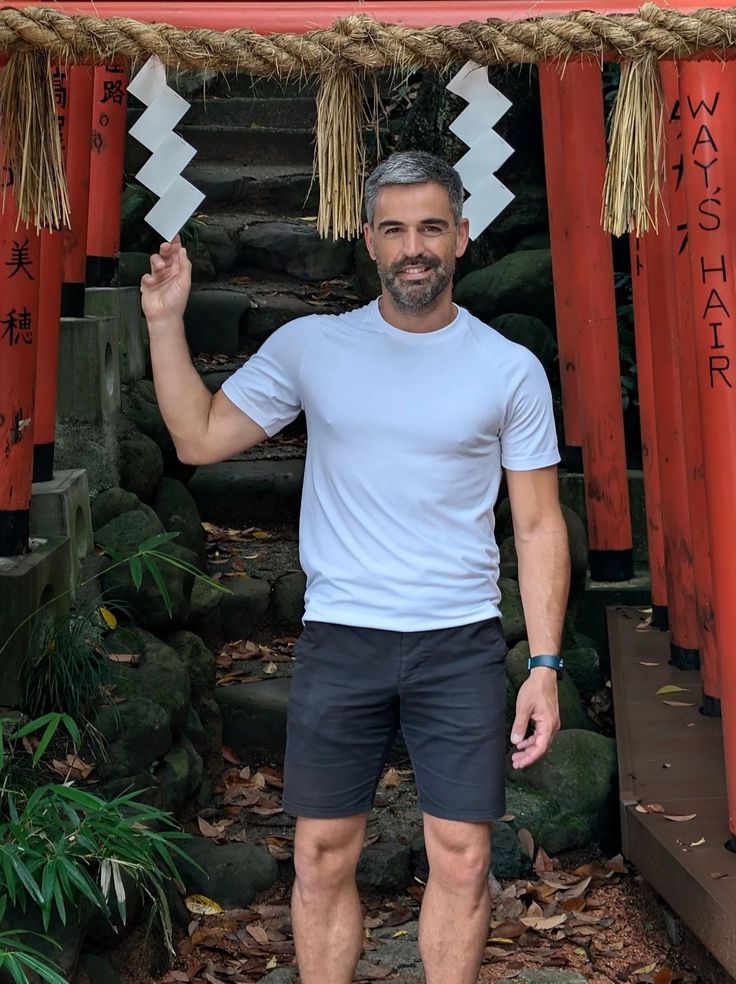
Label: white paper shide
xmin=128 ymin=56 xmax=204 ymax=242
xmin=447 ymin=62 xmax=515 ymax=239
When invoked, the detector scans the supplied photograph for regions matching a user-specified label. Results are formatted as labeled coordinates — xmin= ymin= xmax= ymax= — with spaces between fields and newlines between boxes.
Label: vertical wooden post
xmin=0 ymin=147 xmax=42 ymax=554
xmin=538 ymin=62 xmax=583 ymax=471
xmin=679 ymin=58 xmax=736 ymax=842
xmin=61 ymin=65 xmax=94 ymax=318
xmin=555 ymin=59 xmax=633 ymax=581
xmin=628 ymin=236 xmax=668 ymax=630
xmin=86 ymin=63 xmax=129 ymax=287
xmin=643 ymin=214 xmax=700 ymax=671
xmin=661 ymin=62 xmax=719 ymax=704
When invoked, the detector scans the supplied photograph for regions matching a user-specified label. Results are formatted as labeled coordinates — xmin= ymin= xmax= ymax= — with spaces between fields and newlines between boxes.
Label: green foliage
xmin=18 ymin=609 xmax=111 ymax=723
xmin=0 ymin=931 xmax=67 ymax=984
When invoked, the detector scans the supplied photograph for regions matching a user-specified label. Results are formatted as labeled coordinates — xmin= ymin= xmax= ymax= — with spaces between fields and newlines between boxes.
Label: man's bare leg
xmin=291 ymin=814 xmax=368 ymax=984
xmin=418 ymin=815 xmax=492 ymax=984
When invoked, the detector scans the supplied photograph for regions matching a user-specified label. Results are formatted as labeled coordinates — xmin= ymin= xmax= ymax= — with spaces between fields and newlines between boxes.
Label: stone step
xmin=183 ymin=162 xmax=317 ymax=215
xmin=130 ymin=96 xmax=317 ymax=130
xmin=126 ymin=126 xmax=314 ymax=172
xmin=189 ymin=459 xmax=305 ymax=526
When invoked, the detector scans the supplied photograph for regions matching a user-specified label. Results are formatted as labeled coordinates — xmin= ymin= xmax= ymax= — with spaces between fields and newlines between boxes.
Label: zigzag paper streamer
xmin=447 ymin=62 xmax=515 ymax=239
xmin=128 ymin=56 xmax=204 ymax=242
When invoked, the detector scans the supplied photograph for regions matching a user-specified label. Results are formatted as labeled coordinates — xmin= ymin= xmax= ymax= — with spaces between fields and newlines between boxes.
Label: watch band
xmin=527 ymin=654 xmax=564 ymax=680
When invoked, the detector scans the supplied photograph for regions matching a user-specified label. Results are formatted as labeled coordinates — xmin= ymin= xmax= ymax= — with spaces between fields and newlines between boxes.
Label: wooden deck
xmin=608 ymin=607 xmax=736 ymax=977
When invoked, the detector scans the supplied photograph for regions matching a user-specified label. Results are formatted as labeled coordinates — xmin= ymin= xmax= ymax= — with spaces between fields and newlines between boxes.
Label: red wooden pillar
xmin=86 ymin=63 xmax=129 ymax=287
xmin=643 ymin=216 xmax=700 ymax=671
xmin=538 ymin=62 xmax=583 ymax=471
xmin=555 ymin=60 xmax=633 ymax=581
xmin=628 ymin=236 xmax=668 ymax=630
xmin=661 ymin=62 xmax=719 ymax=702
xmin=0 ymin=152 xmax=42 ymax=555
xmin=680 ymin=59 xmax=736 ymax=843
xmin=61 ymin=65 xmax=94 ymax=318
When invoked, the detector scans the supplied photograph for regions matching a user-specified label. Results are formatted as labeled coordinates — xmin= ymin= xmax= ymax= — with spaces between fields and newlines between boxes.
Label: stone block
xmin=85 ymin=286 xmax=147 ymax=383
xmin=54 ymin=418 xmax=121 ymax=496
xmin=30 ymin=469 xmax=93 ymax=601
xmin=0 ymin=536 xmax=71 ymax=706
xmin=57 ymin=316 xmax=121 ymax=423
xmin=216 ymin=678 xmax=290 ymax=761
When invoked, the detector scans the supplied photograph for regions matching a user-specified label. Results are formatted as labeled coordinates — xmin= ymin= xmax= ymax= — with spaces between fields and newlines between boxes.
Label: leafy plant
xmin=121 ymin=181 xmax=204 ymax=254
xmin=0 ymin=931 xmax=67 ymax=984
xmin=18 ymin=608 xmax=112 ymax=723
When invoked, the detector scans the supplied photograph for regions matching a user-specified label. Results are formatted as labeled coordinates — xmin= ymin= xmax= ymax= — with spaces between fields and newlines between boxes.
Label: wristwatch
xmin=527 ymin=654 xmax=564 ymax=680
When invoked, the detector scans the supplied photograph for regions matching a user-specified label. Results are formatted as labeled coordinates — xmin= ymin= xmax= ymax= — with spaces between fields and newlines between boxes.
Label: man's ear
xmin=364 ymin=222 xmax=377 ymax=261
xmin=455 ymin=217 xmax=470 ymax=258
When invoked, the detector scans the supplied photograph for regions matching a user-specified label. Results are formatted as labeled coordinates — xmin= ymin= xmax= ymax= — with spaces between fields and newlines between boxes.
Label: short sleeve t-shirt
xmin=222 ymin=300 xmax=560 ymax=631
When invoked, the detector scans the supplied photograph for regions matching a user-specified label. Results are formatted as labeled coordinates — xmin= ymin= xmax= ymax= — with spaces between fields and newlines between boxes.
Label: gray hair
xmin=364 ymin=151 xmax=464 ymax=226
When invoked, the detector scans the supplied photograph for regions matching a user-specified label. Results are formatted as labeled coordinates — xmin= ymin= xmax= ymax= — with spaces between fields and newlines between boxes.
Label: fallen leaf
xmin=107 ymin=652 xmax=139 ymax=665
xmin=689 ymin=837 xmax=706 ymax=847
xmin=379 ymin=767 xmax=402 ymax=789
xmin=99 ymin=606 xmax=117 ymax=629
xmin=653 ymin=969 xmax=677 ymax=984
xmin=710 ymin=871 xmax=730 ymax=879
xmin=656 ymin=685 xmax=689 ymax=695
xmin=639 ymin=661 xmax=659 ymax=666
xmin=499 ymin=813 xmax=516 ymax=822
xmin=520 ymin=914 xmax=567 ymax=931
xmin=663 ymin=700 xmax=695 ymax=707
xmin=664 ymin=813 xmax=697 ymax=822
xmin=222 ymin=747 xmax=242 ymax=765
xmin=517 ymin=828 xmax=534 ymax=859
xmin=635 ymin=803 xmax=664 ymax=814
xmin=632 ymin=962 xmax=658 ymax=974
xmin=265 ymin=957 xmax=278 ymax=970
xmin=246 ymin=924 xmax=269 ymax=945
xmin=263 ymin=661 xmax=278 ymax=675
xmin=185 ymin=895 xmax=223 ymax=915
xmin=266 ymin=836 xmax=294 ymax=860
xmin=198 ymin=817 xmax=226 ymax=839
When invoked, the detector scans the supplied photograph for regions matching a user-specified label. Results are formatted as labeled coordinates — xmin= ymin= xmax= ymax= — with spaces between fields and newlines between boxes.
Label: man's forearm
xmin=147 ymin=316 xmax=214 ymax=463
xmin=515 ymin=520 xmax=570 ymax=657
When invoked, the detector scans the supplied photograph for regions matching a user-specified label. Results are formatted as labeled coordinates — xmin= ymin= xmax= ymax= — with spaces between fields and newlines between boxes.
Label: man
xmin=141 ymin=150 xmax=570 ymax=984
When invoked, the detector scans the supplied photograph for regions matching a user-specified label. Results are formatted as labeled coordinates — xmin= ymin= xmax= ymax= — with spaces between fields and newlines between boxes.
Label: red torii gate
xmin=2 ymin=0 xmax=736 ymax=925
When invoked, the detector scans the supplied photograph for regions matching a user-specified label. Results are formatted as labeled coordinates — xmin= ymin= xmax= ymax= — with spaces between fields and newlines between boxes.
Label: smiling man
xmin=141 ymin=151 xmax=570 ymax=984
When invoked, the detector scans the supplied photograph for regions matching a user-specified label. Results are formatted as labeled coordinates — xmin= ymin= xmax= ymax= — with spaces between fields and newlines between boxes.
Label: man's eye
xmin=424 ymin=225 xmax=443 ymax=234
xmin=384 ymin=227 xmax=401 ymax=235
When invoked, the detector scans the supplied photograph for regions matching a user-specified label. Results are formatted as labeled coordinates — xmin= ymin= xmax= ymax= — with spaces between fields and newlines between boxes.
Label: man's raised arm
xmin=141 ymin=239 xmax=268 ymax=466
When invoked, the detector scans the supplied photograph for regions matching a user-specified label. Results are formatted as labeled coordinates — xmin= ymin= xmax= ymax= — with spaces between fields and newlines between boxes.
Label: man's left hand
xmin=509 ymin=670 xmax=560 ymax=770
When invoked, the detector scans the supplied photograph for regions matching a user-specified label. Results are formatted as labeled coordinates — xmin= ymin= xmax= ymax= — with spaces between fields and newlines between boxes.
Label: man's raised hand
xmin=140 ymin=236 xmax=192 ymax=325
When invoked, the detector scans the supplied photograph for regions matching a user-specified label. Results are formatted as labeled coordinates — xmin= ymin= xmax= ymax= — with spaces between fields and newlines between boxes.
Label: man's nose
xmin=402 ymin=228 xmax=423 ymax=257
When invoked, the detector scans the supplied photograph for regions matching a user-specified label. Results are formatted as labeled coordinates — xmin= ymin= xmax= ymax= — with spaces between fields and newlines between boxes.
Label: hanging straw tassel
xmin=0 ymin=51 xmax=70 ymax=231
xmin=602 ymin=54 xmax=663 ymax=237
xmin=315 ymin=67 xmax=368 ymax=241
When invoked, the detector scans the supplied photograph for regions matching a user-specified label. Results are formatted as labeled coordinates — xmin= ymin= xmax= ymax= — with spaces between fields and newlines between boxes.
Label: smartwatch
xmin=528 ymin=654 xmax=564 ymax=680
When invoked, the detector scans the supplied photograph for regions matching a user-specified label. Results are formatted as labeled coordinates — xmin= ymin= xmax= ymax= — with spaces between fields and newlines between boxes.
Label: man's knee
xmin=423 ymin=816 xmax=491 ymax=893
xmin=293 ymin=815 xmax=367 ymax=894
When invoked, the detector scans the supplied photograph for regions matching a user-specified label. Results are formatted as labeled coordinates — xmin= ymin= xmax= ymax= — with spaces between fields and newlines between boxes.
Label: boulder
xmin=506 ymin=730 xmax=618 ymax=853
xmin=153 ymin=477 xmax=208 ymax=566
xmin=220 ymin=576 xmax=272 ymax=641
xmin=499 ymin=536 xmax=518 ymax=580
xmin=498 ymin=576 xmax=526 ymax=645
xmin=506 ymin=642 xmax=590 ymax=731
xmin=272 ymin=571 xmax=307 ymax=628
xmin=357 ymin=841 xmax=412 ymax=893
xmin=184 ymin=705 xmax=207 ymax=750
xmin=490 ymin=820 xmax=533 ymax=879
xmin=179 ymin=838 xmax=279 ymax=908
xmin=491 ymin=184 xmax=548 ymax=246
xmin=157 ymin=736 xmax=204 ymax=814
xmin=455 ymin=250 xmax=554 ymax=325
xmin=515 ymin=232 xmax=551 ymax=252
xmin=199 ymin=223 xmax=239 ymax=274
xmin=119 ymin=430 xmax=164 ymax=502
xmin=90 ymin=487 xmax=139 ymax=532
xmin=354 ymin=238 xmax=382 ymax=299
xmin=490 ymin=313 xmax=556 ymax=372
xmin=561 ymin=645 xmax=601 ymax=697
xmin=216 ymin=679 xmax=290 ymax=761
xmin=239 ymin=221 xmax=354 ymax=282
xmin=96 ymin=510 xmax=196 ymax=628
xmin=164 ymin=630 xmax=217 ymax=697
xmin=184 ymin=289 xmax=249 ymax=355
xmin=94 ymin=698 xmax=172 ymax=779
xmin=128 ymin=384 xmax=192 ymax=482
xmin=108 ymin=628 xmax=192 ymax=735
xmin=562 ymin=504 xmax=588 ymax=608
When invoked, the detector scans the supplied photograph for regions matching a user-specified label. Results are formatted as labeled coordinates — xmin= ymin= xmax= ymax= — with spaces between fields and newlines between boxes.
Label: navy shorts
xmin=282 ymin=617 xmax=508 ymax=822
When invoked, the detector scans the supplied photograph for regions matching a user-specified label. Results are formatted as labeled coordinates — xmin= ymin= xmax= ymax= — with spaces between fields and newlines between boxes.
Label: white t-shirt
xmin=222 ymin=300 xmax=560 ymax=631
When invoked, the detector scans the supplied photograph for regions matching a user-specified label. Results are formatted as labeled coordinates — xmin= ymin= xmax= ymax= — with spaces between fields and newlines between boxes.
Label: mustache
xmin=389 ymin=255 xmax=441 ymax=275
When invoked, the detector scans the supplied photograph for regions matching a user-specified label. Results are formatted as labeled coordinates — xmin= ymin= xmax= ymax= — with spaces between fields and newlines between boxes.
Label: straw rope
xmin=2 ymin=4 xmax=735 ymax=235
xmin=0 ymin=5 xmax=735 ymax=72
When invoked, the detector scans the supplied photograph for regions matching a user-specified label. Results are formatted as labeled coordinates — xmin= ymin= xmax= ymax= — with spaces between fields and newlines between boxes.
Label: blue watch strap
xmin=527 ymin=655 xmax=564 ymax=678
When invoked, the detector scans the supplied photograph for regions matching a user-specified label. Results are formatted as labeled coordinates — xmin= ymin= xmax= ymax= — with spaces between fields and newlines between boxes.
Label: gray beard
xmin=378 ymin=258 xmax=454 ymax=313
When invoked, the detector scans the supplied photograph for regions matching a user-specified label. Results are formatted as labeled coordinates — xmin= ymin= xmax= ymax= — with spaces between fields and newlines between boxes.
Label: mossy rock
xmin=455 ymin=250 xmax=554 ymax=325
xmin=561 ymin=645 xmax=601 ymax=697
xmin=505 ymin=641 xmax=590 ymax=732
xmin=94 ymin=697 xmax=172 ymax=779
xmin=164 ymin=630 xmax=217 ymax=697
xmin=90 ymin=487 xmax=140 ymax=532
xmin=119 ymin=430 xmax=164 ymax=503
xmin=491 ymin=313 xmax=556 ymax=372
xmin=108 ymin=628 xmax=192 ymax=735
xmin=499 ymin=576 xmax=526 ymax=645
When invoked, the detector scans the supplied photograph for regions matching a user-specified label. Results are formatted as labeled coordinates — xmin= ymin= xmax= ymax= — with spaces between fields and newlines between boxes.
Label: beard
xmin=377 ymin=253 xmax=454 ymax=313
